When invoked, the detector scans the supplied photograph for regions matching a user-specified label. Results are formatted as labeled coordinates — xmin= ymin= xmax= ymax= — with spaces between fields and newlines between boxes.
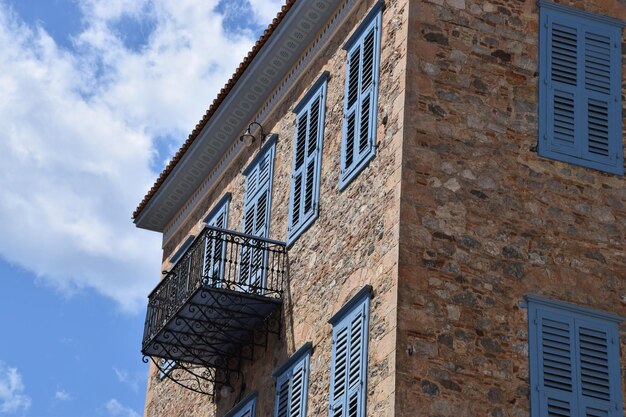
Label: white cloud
xmin=105 ymin=399 xmax=140 ymax=417
xmin=248 ymin=0 xmax=284 ymax=24
xmin=0 ymin=362 xmax=31 ymax=415
xmin=54 ymin=389 xmax=72 ymax=402
xmin=0 ymin=0 xmax=279 ymax=312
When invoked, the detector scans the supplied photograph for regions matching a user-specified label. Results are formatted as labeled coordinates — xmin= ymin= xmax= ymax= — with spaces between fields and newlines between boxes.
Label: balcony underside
xmin=141 ymin=226 xmax=287 ymax=396
xmin=142 ymin=285 xmax=281 ymax=370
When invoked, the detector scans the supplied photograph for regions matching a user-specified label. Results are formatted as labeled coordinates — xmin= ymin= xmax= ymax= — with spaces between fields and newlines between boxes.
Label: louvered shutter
xmin=239 ymin=143 xmax=275 ymax=292
xmin=536 ymin=309 xmax=577 ymax=417
xmin=288 ymin=81 xmax=325 ymax=243
xmin=203 ymin=203 xmax=228 ymax=286
xmin=275 ymin=374 xmax=290 ymax=417
xmin=540 ymin=6 xmax=623 ymax=174
xmin=330 ymin=325 xmax=349 ymax=417
xmin=274 ymin=346 xmax=310 ymax=417
xmin=342 ymin=27 xmax=377 ymax=176
xmin=340 ymin=5 xmax=381 ymax=188
xmin=330 ymin=295 xmax=369 ymax=417
xmin=289 ymin=359 xmax=307 ymax=417
xmin=576 ymin=319 xmax=617 ymax=417
xmin=528 ymin=295 xmax=623 ymax=417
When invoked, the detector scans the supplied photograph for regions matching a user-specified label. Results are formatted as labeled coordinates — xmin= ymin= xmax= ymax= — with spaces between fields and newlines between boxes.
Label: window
xmin=328 ymin=286 xmax=371 ymax=417
xmin=287 ymin=72 xmax=328 ymax=245
xmin=526 ymin=294 xmax=624 ymax=417
xmin=339 ymin=2 xmax=383 ymax=190
xmin=224 ymin=392 xmax=257 ymax=417
xmin=240 ymin=137 xmax=276 ymax=291
xmin=273 ymin=343 xmax=311 ymax=417
xmin=203 ymin=193 xmax=230 ymax=285
xmin=538 ymin=1 xmax=623 ymax=175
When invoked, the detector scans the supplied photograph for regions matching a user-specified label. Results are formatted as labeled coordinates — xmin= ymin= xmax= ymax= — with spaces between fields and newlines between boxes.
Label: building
xmin=132 ymin=0 xmax=626 ymax=416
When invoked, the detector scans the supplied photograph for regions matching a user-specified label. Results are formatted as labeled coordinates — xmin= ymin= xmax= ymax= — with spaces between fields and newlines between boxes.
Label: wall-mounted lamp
xmin=239 ymin=121 xmax=268 ymax=150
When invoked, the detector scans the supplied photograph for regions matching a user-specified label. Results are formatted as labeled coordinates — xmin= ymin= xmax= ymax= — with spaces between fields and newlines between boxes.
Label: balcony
xmin=141 ymin=226 xmax=287 ymax=396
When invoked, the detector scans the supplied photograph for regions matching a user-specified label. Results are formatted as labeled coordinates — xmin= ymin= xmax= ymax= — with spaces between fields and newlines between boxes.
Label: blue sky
xmin=0 ymin=1 xmax=281 ymax=416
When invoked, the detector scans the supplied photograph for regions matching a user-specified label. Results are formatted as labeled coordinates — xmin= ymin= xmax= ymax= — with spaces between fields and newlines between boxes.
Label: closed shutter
xmin=341 ymin=26 xmax=377 ymax=177
xmin=340 ymin=4 xmax=382 ymax=188
xmin=528 ymin=295 xmax=623 ymax=417
xmin=203 ymin=200 xmax=228 ymax=286
xmin=539 ymin=5 xmax=623 ymax=175
xmin=330 ymin=292 xmax=369 ymax=417
xmin=239 ymin=142 xmax=275 ymax=292
xmin=536 ymin=309 xmax=577 ymax=416
xmin=275 ymin=375 xmax=290 ymax=417
xmin=288 ymin=74 xmax=326 ymax=243
xmin=274 ymin=347 xmax=310 ymax=417
xmin=576 ymin=319 xmax=615 ymax=417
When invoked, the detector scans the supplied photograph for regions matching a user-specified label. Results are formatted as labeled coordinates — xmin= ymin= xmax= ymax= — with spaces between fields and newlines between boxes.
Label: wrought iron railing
xmin=142 ymin=226 xmax=287 ymax=349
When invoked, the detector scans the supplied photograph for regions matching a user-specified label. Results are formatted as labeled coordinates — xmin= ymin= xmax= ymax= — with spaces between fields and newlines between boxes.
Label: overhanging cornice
xmin=134 ymin=0 xmax=345 ymax=232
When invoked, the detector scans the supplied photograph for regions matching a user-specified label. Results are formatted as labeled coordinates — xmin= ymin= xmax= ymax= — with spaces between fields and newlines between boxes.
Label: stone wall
xmin=397 ymin=0 xmax=626 ymax=416
xmin=144 ymin=0 xmax=408 ymax=415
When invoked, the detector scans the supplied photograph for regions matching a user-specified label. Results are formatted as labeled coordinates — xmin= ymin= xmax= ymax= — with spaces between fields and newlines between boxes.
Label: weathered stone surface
xmin=142 ymin=0 xmax=626 ymax=416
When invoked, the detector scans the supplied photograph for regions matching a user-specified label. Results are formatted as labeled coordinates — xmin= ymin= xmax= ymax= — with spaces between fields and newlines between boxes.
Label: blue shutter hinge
xmin=543 ymin=135 xmax=548 ymax=143
xmin=543 ymin=79 xmax=548 ymax=85
xmin=543 ymin=23 xmax=548 ymax=28
xmin=533 ymin=318 xmax=538 ymax=325
xmin=535 ymin=384 xmax=540 ymax=392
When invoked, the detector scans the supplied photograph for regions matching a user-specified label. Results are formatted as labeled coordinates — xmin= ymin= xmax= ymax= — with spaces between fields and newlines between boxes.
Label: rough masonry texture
xmin=138 ymin=0 xmax=625 ymax=416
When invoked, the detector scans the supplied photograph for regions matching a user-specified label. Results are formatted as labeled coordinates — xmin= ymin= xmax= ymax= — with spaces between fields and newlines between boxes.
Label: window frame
xmin=339 ymin=1 xmax=383 ymax=190
xmin=537 ymin=0 xmax=624 ymax=175
xmin=287 ymin=72 xmax=328 ymax=246
xmin=272 ymin=343 xmax=312 ymax=417
xmin=328 ymin=285 xmax=372 ymax=417
xmin=526 ymin=294 xmax=624 ymax=417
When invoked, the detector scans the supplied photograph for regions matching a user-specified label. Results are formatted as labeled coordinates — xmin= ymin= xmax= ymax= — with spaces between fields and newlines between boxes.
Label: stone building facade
xmin=133 ymin=0 xmax=625 ymax=416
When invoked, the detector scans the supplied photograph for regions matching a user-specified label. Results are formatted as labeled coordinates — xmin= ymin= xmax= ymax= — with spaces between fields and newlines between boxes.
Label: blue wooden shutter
xmin=288 ymin=74 xmax=326 ymax=244
xmin=274 ymin=346 xmax=310 ymax=417
xmin=329 ymin=291 xmax=370 ymax=417
xmin=528 ymin=295 xmax=624 ymax=417
xmin=340 ymin=4 xmax=382 ymax=189
xmin=275 ymin=374 xmax=290 ymax=417
xmin=290 ymin=360 xmax=307 ymax=417
xmin=225 ymin=393 xmax=257 ymax=417
xmin=535 ymin=308 xmax=577 ymax=416
xmin=330 ymin=323 xmax=349 ymax=417
xmin=240 ymin=141 xmax=275 ymax=291
xmin=203 ymin=197 xmax=229 ymax=285
xmin=575 ymin=318 xmax=618 ymax=417
xmin=539 ymin=4 xmax=623 ymax=175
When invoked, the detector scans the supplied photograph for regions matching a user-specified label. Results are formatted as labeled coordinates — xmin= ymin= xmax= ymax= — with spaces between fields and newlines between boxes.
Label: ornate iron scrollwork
xmin=141 ymin=226 xmax=287 ymax=397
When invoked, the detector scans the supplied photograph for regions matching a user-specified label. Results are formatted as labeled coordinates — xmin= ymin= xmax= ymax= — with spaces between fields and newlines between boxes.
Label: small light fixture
xmin=239 ymin=121 xmax=268 ymax=150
